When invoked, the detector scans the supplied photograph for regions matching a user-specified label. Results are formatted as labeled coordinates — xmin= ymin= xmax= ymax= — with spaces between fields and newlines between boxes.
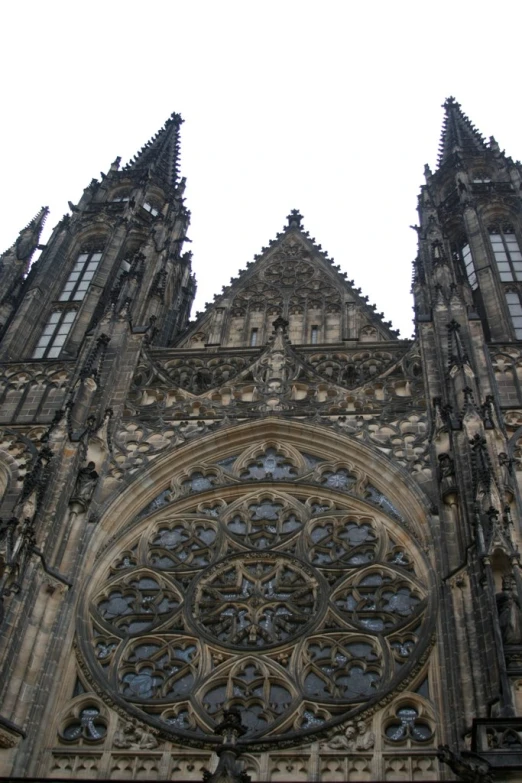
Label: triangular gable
xmin=175 ymin=211 xmax=399 ymax=350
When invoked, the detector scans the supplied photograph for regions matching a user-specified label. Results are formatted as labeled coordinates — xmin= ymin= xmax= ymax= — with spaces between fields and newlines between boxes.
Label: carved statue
xmin=496 ymin=575 xmax=522 ymax=645
xmin=437 ymin=452 xmax=455 ymax=482
xmin=355 ymin=719 xmax=375 ymax=751
xmin=72 ymin=461 xmax=99 ymax=505
xmin=15 ymin=446 xmax=53 ymax=522
xmin=325 ymin=722 xmax=356 ymax=750
xmin=192 ymin=368 xmax=212 ymax=393
xmin=113 ymin=721 xmax=158 ymax=750
xmin=324 ymin=719 xmax=374 ymax=752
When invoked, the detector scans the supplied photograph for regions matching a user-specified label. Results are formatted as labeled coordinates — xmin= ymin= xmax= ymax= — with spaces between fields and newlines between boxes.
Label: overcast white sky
xmin=1 ymin=1 xmax=522 ymax=338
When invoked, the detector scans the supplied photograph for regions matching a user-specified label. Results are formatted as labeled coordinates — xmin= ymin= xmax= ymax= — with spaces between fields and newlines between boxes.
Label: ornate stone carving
xmin=113 ymin=720 xmax=159 ymax=750
xmin=78 ymin=440 xmax=434 ymax=746
xmin=496 ymin=575 xmax=522 ymax=645
xmin=192 ymin=553 xmax=320 ymax=649
xmin=70 ymin=461 xmax=99 ymax=508
xmin=0 ymin=716 xmax=25 ymax=748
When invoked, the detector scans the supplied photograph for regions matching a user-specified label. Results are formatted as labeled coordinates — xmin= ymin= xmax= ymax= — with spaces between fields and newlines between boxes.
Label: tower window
xmin=250 ymin=328 xmax=258 ymax=347
xmin=32 ymin=310 xmax=76 ymax=359
xmin=461 ymin=243 xmax=477 ymax=289
xmin=505 ymin=292 xmax=522 ymax=339
xmin=59 ymin=251 xmax=102 ymax=302
xmin=143 ymin=201 xmax=159 ymax=217
xmin=110 ymin=192 xmax=130 ymax=202
xmin=116 ymin=259 xmax=132 ymax=283
xmin=489 ymin=227 xmax=522 ymax=281
xmin=311 ymin=325 xmax=319 ymax=344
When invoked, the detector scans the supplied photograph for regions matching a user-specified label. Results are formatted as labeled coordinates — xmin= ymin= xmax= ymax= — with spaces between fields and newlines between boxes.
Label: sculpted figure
xmin=496 ymin=575 xmax=522 ymax=645
xmin=72 ymin=461 xmax=99 ymax=505
xmin=437 ymin=453 xmax=455 ymax=481
xmin=114 ymin=721 xmax=158 ymax=750
xmin=355 ymin=720 xmax=375 ymax=751
xmin=325 ymin=722 xmax=356 ymax=750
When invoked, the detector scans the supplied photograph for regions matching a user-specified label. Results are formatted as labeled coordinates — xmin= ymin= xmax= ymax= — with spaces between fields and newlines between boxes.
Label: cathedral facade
xmin=1 ymin=100 xmax=522 ymax=781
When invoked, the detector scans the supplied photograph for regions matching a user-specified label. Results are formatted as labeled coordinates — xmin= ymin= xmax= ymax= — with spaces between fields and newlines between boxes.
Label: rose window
xmin=191 ymin=553 xmax=320 ymax=648
xmin=81 ymin=462 xmax=434 ymax=746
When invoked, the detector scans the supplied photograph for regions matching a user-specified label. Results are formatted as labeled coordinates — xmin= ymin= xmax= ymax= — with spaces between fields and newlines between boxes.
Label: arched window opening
xmin=489 ymin=225 xmax=522 ymax=282
xmin=505 ymin=292 xmax=522 ymax=339
xmin=32 ymin=310 xmax=77 ymax=359
xmin=109 ymin=190 xmax=131 ymax=203
xmin=59 ymin=250 xmax=102 ymax=302
xmin=472 ymin=170 xmax=491 ymax=183
xmin=78 ymin=428 xmax=435 ymax=747
xmin=452 ymin=239 xmax=476 ymax=289
xmin=143 ymin=201 xmax=160 ymax=217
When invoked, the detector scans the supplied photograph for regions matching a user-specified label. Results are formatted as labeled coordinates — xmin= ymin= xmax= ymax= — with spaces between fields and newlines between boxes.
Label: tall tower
xmin=414 ymin=97 xmax=522 ymax=778
xmin=1 ymin=102 xmax=522 ymax=782
xmin=0 ymin=111 xmax=195 ymax=364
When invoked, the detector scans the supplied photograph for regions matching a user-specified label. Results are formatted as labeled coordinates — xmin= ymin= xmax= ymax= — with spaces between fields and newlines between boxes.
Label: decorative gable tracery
xmin=178 ymin=225 xmax=397 ymax=350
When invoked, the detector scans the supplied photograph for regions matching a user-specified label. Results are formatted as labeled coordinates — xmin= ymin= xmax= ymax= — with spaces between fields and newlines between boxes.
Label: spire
xmin=124 ymin=112 xmax=184 ymax=188
xmin=0 ymin=206 xmax=49 ymax=264
xmin=437 ymin=97 xmax=488 ymax=166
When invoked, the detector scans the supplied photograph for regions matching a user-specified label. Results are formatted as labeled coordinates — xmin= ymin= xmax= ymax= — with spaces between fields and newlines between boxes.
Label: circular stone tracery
xmin=82 ymin=470 xmax=434 ymax=746
xmin=191 ymin=553 xmax=321 ymax=649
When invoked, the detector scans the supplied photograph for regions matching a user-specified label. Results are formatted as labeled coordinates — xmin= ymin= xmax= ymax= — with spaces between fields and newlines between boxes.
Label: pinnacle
xmin=437 ymin=97 xmax=488 ymax=167
xmin=286 ymin=209 xmax=304 ymax=229
xmin=1 ymin=206 xmax=49 ymax=261
xmin=124 ymin=112 xmax=184 ymax=188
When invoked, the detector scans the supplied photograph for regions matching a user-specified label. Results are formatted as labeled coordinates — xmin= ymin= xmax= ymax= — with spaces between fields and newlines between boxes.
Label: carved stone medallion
xmin=190 ymin=553 xmax=321 ymax=649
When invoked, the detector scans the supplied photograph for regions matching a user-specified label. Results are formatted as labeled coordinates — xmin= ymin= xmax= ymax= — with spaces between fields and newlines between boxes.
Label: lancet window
xmin=461 ymin=242 xmax=477 ymax=289
xmin=489 ymin=225 xmax=522 ymax=282
xmin=505 ymin=291 xmax=522 ymax=339
xmin=59 ymin=251 xmax=102 ymax=302
xmin=143 ymin=201 xmax=160 ymax=217
xmin=32 ymin=309 xmax=77 ymax=359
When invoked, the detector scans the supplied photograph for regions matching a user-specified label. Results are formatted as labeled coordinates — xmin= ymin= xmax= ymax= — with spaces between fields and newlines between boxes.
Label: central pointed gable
xmin=176 ymin=211 xmax=399 ymax=350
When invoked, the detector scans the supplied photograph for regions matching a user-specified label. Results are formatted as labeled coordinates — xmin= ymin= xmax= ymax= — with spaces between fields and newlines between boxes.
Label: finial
xmin=443 ymin=96 xmax=460 ymax=109
xmin=286 ymin=209 xmax=303 ymax=229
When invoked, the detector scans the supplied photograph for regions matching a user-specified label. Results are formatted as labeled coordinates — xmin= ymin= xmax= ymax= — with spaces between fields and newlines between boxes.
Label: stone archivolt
xmin=77 ymin=431 xmax=435 ymax=749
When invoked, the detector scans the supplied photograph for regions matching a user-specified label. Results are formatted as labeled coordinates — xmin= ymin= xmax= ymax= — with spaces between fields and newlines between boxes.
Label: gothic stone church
xmin=1 ymin=100 xmax=522 ymax=783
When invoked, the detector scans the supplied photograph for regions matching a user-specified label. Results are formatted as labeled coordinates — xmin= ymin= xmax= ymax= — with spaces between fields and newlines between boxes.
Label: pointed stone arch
xmin=95 ymin=418 xmax=434 ymax=550
xmin=70 ymin=417 xmax=438 ymax=751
